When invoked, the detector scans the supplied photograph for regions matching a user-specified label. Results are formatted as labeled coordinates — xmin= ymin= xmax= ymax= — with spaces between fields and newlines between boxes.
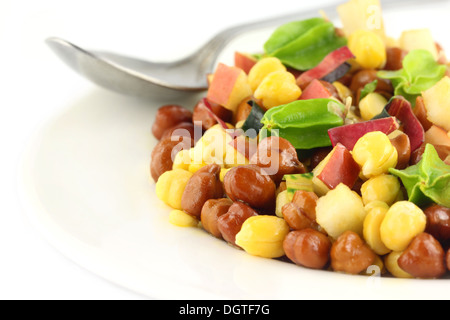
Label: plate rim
xmin=17 ymin=96 xmax=450 ymax=301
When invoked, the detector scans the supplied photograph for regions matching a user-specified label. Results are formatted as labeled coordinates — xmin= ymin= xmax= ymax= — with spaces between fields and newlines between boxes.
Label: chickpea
xmin=350 ymin=69 xmax=393 ymax=96
xmin=250 ymin=137 xmax=306 ymax=184
xmin=181 ymin=164 xmax=224 ymax=218
xmin=223 ymin=165 xmax=276 ymax=209
xmin=360 ymin=174 xmax=401 ymax=206
xmin=384 ymin=251 xmax=413 ymax=279
xmin=398 ymin=233 xmax=446 ymax=279
xmin=217 ymin=201 xmax=258 ymax=246
xmin=235 ymin=215 xmax=290 ymax=258
xmin=363 ymin=203 xmax=391 ymax=255
xmin=172 ymin=148 xmax=193 ymax=171
xmin=332 ymin=81 xmax=354 ymax=104
xmin=201 ymin=198 xmax=233 ymax=238
xmin=155 ymin=169 xmax=193 ymax=210
xmin=352 ymin=131 xmax=398 ymax=179
xmin=330 ymin=231 xmax=377 ymax=275
xmin=410 ymin=143 xmax=426 ymax=165
xmin=161 ymin=122 xmax=196 ymax=141
xmin=348 ymin=30 xmax=386 ymax=69
xmin=380 ymin=201 xmax=427 ymax=252
xmin=389 ymin=132 xmax=411 ymax=170
xmin=169 ymin=210 xmax=199 ymax=228
xmin=152 ymin=104 xmax=193 ymax=140
xmin=254 ymin=70 xmax=302 ymax=109
xmin=248 ymin=57 xmax=287 ymax=92
xmin=292 ymin=190 xmax=319 ymax=221
xmin=424 ymin=205 xmax=450 ymax=243
xmin=282 ymin=203 xmax=316 ymax=231
xmin=283 ymin=229 xmax=331 ymax=270
xmin=384 ymin=47 xmax=408 ymax=71
xmin=447 ymin=248 xmax=450 ymax=272
xmin=150 ymin=136 xmax=194 ymax=182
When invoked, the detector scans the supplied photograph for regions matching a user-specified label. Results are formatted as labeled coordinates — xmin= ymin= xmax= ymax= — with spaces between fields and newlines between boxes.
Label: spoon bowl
xmin=46 ymin=37 xmax=207 ymax=100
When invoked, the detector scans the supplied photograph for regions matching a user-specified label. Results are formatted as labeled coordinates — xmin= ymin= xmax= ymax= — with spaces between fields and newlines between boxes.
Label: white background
xmin=1 ymin=0 xmax=448 ymax=300
xmin=0 ymin=0 xmax=342 ymax=300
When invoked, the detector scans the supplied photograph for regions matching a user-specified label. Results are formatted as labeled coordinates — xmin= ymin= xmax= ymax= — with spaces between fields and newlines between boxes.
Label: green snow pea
xmin=264 ymin=18 xmax=347 ymax=71
xmin=260 ymin=99 xmax=345 ymax=150
xmin=389 ymin=144 xmax=450 ymax=208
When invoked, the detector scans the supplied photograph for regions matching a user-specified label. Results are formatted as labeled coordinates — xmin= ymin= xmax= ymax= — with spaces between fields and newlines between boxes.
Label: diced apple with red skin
xmin=300 ymin=79 xmax=333 ymax=100
xmin=297 ymin=46 xmax=354 ymax=89
xmin=316 ymin=143 xmax=361 ymax=190
xmin=234 ymin=52 xmax=258 ymax=75
xmin=386 ymin=96 xmax=425 ymax=152
xmin=206 ymin=73 xmax=214 ymax=87
xmin=328 ymin=117 xmax=400 ymax=151
xmin=422 ymin=76 xmax=450 ymax=132
xmin=425 ymin=125 xmax=450 ymax=148
xmin=207 ymin=63 xmax=253 ymax=113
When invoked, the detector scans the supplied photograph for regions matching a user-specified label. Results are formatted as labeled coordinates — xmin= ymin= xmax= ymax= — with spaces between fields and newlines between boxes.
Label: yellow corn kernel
xmin=352 ymin=131 xmax=398 ymax=179
xmin=363 ymin=204 xmax=391 ymax=255
xmin=332 ymin=81 xmax=353 ymax=103
xmin=193 ymin=124 xmax=237 ymax=166
xmin=362 ymin=255 xmax=385 ymax=276
xmin=248 ymin=57 xmax=287 ymax=92
xmin=372 ymin=255 xmax=386 ymax=275
xmin=155 ymin=169 xmax=193 ymax=210
xmin=364 ymin=200 xmax=390 ymax=213
xmin=235 ymin=215 xmax=290 ymax=258
xmin=188 ymin=162 xmax=207 ymax=174
xmin=384 ymin=251 xmax=414 ymax=279
xmin=348 ymin=30 xmax=387 ymax=69
xmin=275 ymin=190 xmax=291 ymax=218
xmin=224 ymin=143 xmax=250 ymax=168
xmin=316 ymin=183 xmax=367 ymax=239
xmin=360 ymin=174 xmax=401 ymax=206
xmin=254 ymin=70 xmax=302 ymax=109
xmin=380 ymin=201 xmax=426 ymax=252
xmin=219 ymin=168 xmax=231 ymax=182
xmin=235 ymin=120 xmax=246 ymax=129
xmin=172 ymin=149 xmax=192 ymax=171
xmin=359 ymin=92 xmax=388 ymax=121
xmin=169 ymin=210 xmax=199 ymax=228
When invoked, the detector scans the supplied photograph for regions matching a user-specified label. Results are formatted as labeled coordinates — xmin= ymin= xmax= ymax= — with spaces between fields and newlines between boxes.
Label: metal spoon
xmin=45 ymin=0 xmax=417 ymax=100
xmin=46 ymin=3 xmax=342 ymax=100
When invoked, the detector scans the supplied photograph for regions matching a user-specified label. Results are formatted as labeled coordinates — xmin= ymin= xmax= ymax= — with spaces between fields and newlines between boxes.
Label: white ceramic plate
xmin=19 ymin=2 xmax=450 ymax=300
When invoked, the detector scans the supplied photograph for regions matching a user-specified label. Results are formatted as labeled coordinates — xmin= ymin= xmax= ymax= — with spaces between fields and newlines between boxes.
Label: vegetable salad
xmin=150 ymin=0 xmax=450 ymax=279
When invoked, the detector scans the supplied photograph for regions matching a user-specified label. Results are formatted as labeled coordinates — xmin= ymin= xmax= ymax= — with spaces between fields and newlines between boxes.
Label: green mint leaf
xmin=378 ymin=50 xmax=446 ymax=106
xmin=389 ymin=144 xmax=450 ymax=208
